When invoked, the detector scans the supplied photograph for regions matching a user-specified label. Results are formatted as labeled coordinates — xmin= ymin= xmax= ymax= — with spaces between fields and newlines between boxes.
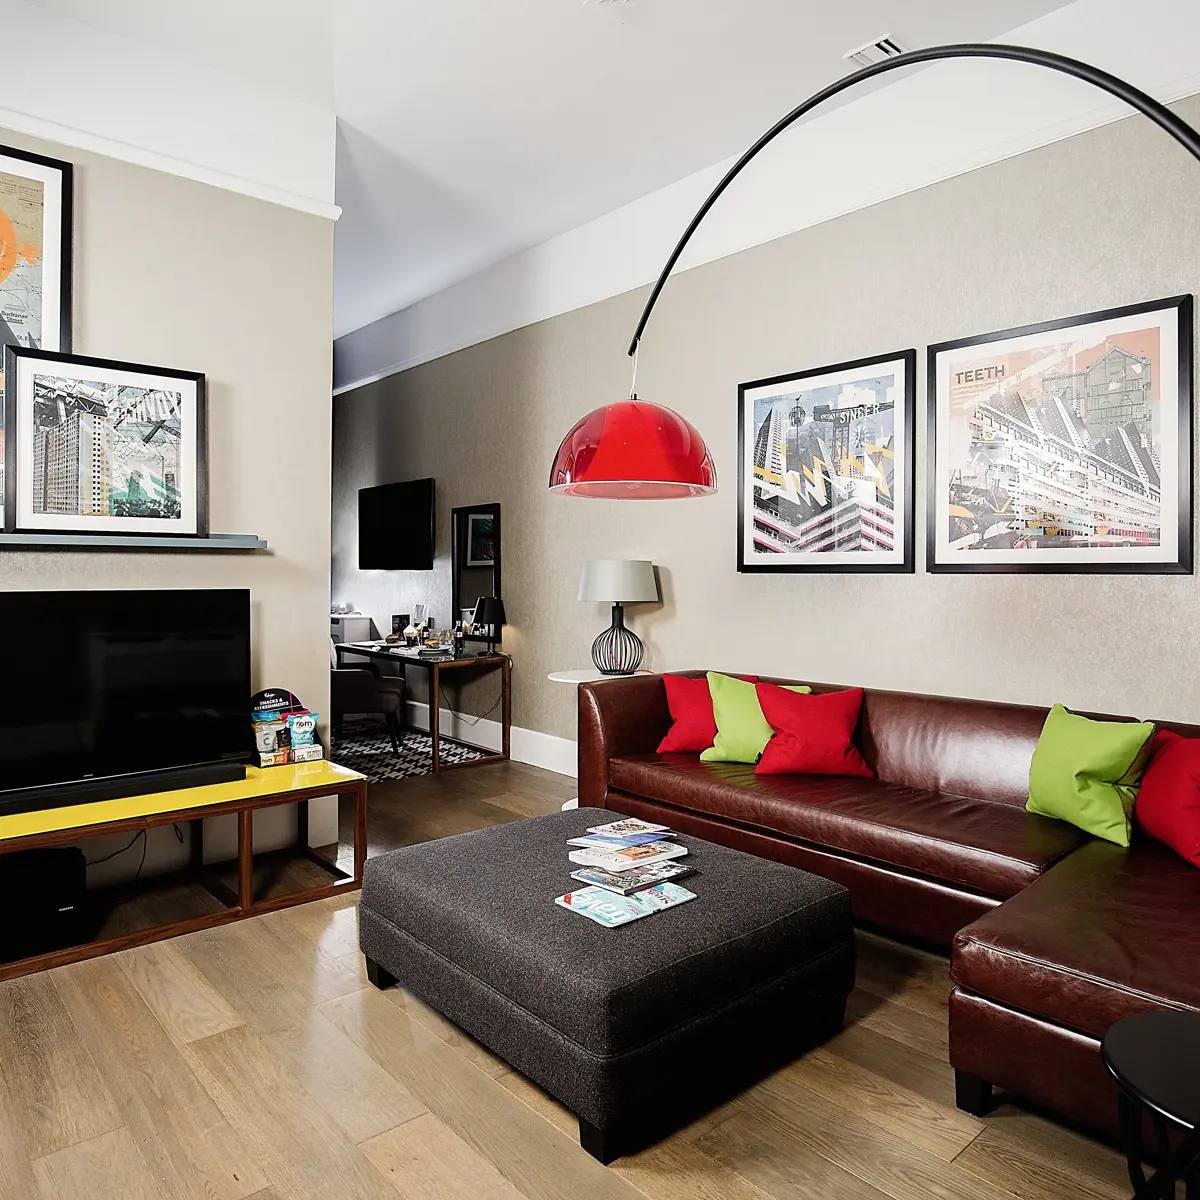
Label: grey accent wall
xmin=333 ymin=97 xmax=1200 ymax=742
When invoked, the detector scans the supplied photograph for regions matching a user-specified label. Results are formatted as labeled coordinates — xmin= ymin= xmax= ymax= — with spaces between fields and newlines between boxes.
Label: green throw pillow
xmin=1026 ymin=704 xmax=1155 ymax=847
xmin=700 ymin=673 xmax=811 ymax=764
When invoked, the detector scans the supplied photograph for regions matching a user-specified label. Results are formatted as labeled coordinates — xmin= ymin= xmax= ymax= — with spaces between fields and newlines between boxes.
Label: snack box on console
xmin=258 ymin=745 xmax=325 ymax=768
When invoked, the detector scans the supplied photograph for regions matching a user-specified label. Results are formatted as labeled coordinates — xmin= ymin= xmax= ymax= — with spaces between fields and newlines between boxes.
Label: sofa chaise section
xmin=950 ymin=836 xmax=1200 ymax=1135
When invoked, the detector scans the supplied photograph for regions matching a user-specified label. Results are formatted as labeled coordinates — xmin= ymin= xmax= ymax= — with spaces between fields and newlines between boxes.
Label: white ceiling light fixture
xmin=843 ymin=35 xmax=905 ymax=68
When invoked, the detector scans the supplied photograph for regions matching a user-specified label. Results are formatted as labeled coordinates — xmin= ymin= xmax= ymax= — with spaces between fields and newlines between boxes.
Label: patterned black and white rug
xmin=331 ymin=717 xmax=487 ymax=781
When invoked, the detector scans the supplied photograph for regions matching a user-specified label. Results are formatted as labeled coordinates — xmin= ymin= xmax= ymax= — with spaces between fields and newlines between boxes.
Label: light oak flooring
xmin=0 ymin=761 xmax=1132 ymax=1200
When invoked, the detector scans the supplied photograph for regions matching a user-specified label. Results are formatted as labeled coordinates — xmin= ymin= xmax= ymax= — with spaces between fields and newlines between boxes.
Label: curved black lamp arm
xmin=627 ymin=41 xmax=1200 ymax=359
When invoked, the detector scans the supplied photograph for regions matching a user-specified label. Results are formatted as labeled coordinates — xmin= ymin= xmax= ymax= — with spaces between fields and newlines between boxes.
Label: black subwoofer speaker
xmin=0 ymin=846 xmax=91 ymax=962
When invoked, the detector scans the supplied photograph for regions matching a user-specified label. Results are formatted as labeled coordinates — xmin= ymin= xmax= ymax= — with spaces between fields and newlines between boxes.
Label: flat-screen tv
xmin=0 ymin=589 xmax=251 ymax=812
xmin=359 ymin=478 xmax=436 ymax=570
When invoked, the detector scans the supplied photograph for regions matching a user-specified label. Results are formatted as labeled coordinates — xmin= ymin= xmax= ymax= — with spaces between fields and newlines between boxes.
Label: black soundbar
xmin=0 ymin=760 xmax=249 ymax=818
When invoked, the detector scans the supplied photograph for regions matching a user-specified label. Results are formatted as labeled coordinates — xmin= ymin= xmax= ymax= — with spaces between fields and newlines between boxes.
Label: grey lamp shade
xmin=578 ymin=559 xmax=658 ymax=603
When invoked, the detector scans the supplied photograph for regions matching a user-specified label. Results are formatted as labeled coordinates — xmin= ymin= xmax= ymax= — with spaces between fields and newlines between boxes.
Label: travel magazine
xmin=568 ymin=841 xmax=688 ymax=872
xmin=570 ymin=860 xmax=694 ymax=896
xmin=585 ymin=819 xmax=672 ymax=837
xmin=554 ymin=882 xmax=696 ymax=928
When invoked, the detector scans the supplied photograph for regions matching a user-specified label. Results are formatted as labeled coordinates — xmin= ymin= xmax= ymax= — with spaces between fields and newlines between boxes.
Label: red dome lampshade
xmin=548 ymin=399 xmax=716 ymax=499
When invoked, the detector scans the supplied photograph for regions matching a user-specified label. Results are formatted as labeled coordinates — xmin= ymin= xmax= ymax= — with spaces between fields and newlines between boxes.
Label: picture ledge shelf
xmin=0 ymin=532 xmax=268 ymax=551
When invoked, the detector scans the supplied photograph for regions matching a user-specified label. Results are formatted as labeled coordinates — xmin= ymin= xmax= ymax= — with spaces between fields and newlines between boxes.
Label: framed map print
xmin=928 ymin=296 xmax=1193 ymax=574
xmin=0 ymin=144 xmax=73 ymax=515
xmin=4 ymin=346 xmax=207 ymax=537
xmin=737 ymin=349 xmax=916 ymax=572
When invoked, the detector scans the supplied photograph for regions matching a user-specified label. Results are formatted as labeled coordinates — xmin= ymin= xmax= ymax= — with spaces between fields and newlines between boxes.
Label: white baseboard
xmin=511 ymin=725 xmax=577 ymax=778
xmin=404 ymin=700 xmax=576 ymax=778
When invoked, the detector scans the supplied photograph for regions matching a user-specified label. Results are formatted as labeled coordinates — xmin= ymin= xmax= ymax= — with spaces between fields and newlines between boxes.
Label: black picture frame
xmin=926 ymin=295 xmax=1193 ymax=575
xmin=3 ymin=345 xmax=207 ymax=537
xmin=737 ymin=348 xmax=916 ymax=573
xmin=0 ymin=142 xmax=73 ymax=354
xmin=0 ymin=144 xmax=74 ymax=518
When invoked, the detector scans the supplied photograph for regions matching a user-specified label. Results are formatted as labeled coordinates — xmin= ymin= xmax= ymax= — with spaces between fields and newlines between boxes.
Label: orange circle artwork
xmin=0 ymin=207 xmax=17 ymax=286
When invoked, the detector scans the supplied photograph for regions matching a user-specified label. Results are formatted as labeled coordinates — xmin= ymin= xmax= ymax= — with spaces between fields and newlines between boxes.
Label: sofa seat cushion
xmin=608 ymin=753 xmax=1089 ymax=898
xmin=952 ymin=838 xmax=1200 ymax=1038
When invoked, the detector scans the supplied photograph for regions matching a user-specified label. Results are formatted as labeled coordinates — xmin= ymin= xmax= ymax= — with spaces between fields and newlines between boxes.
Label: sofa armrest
xmin=578 ymin=675 xmax=671 ymax=808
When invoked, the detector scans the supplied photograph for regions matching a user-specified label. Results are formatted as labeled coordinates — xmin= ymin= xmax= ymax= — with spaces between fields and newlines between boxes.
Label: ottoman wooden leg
xmin=579 ymin=1118 xmax=617 ymax=1165
xmin=365 ymin=956 xmax=398 ymax=990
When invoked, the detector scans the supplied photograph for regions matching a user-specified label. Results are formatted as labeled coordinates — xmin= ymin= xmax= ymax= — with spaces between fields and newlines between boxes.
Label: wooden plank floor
xmin=0 ymin=760 xmax=1131 ymax=1200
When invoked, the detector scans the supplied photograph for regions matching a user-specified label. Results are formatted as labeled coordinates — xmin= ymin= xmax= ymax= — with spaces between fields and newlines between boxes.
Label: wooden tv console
xmin=0 ymin=761 xmax=368 ymax=981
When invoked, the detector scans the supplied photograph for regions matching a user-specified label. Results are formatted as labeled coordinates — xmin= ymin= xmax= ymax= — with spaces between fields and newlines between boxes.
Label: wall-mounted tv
xmin=359 ymin=478 xmax=436 ymax=570
xmin=0 ymin=588 xmax=251 ymax=813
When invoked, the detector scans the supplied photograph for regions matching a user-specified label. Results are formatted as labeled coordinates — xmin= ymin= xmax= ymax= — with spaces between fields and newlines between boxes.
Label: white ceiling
xmin=25 ymin=0 xmax=335 ymax=107
xmin=27 ymin=0 xmax=1069 ymax=338
xmin=332 ymin=0 xmax=1072 ymax=338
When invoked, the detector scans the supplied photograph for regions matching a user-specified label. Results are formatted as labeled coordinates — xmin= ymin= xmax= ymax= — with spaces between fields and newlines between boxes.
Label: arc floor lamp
xmin=547 ymin=42 xmax=1200 ymax=499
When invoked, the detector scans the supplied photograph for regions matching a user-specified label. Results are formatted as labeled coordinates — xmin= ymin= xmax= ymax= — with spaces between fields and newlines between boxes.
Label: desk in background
xmin=336 ymin=643 xmax=511 ymax=772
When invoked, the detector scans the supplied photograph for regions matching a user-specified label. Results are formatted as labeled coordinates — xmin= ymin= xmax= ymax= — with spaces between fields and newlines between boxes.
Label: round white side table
xmin=548 ymin=669 xmax=614 ymax=685
xmin=548 ymin=669 xmax=652 ymax=808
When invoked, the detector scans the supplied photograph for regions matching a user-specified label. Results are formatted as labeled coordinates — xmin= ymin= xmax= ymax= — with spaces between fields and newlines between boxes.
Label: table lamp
xmin=472 ymin=596 xmax=507 ymax=655
xmin=578 ymin=560 xmax=658 ymax=675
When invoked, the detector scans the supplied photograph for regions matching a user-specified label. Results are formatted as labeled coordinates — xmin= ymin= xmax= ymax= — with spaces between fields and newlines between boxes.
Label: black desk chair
xmin=330 ymin=641 xmax=404 ymax=754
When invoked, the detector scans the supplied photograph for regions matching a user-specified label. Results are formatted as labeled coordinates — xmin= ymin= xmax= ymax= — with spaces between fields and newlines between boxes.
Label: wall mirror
xmin=452 ymin=503 xmax=501 ymax=642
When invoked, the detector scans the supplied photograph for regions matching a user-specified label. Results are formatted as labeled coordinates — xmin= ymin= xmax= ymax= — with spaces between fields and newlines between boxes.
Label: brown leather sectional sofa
xmin=577 ymin=671 xmax=1200 ymax=1138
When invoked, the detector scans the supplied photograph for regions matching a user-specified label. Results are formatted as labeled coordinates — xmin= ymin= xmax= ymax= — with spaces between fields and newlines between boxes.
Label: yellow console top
xmin=0 ymin=761 xmax=365 ymax=843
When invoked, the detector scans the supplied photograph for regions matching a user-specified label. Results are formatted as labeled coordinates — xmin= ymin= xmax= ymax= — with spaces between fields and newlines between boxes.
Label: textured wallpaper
xmin=334 ymin=96 xmax=1200 ymax=741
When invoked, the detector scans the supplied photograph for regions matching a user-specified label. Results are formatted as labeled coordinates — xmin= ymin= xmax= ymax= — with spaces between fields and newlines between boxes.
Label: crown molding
xmin=0 ymin=105 xmax=341 ymax=221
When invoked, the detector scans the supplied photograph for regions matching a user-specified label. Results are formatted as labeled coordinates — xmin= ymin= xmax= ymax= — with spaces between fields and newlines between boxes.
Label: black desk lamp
xmin=472 ymin=596 xmax=506 ymax=656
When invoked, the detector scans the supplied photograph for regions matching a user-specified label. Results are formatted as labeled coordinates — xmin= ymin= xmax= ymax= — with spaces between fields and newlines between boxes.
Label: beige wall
xmin=333 ymin=97 xmax=1200 ymax=743
xmin=2 ymin=129 xmax=334 ymax=875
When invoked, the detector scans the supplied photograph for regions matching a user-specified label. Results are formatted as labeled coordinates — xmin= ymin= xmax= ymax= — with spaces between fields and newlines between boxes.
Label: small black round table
xmin=1102 ymin=1011 xmax=1200 ymax=1199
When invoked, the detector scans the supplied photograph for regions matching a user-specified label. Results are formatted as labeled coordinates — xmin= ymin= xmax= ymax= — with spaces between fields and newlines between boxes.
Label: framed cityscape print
xmin=927 ymin=295 xmax=1193 ymax=574
xmin=0 ymin=144 xmax=73 ymax=516
xmin=3 ymin=346 xmax=207 ymax=536
xmin=738 ymin=349 xmax=916 ymax=572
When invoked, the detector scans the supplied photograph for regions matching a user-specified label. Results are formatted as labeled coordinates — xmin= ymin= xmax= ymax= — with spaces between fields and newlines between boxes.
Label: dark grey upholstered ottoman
xmin=358 ymin=807 xmax=854 ymax=1162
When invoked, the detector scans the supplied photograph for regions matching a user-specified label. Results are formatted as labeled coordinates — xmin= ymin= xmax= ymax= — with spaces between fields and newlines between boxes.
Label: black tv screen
xmin=359 ymin=478 xmax=435 ymax=570
xmin=0 ymin=589 xmax=251 ymax=801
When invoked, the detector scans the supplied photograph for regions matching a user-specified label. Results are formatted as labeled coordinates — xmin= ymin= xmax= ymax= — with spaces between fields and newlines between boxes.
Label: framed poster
xmin=737 ymin=349 xmax=916 ymax=572
xmin=927 ymin=295 xmax=1193 ymax=574
xmin=0 ymin=144 xmax=73 ymax=515
xmin=3 ymin=346 xmax=207 ymax=536
xmin=466 ymin=512 xmax=495 ymax=565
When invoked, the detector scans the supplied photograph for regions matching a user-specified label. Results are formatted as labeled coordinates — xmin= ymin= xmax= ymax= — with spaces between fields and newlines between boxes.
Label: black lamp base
xmin=591 ymin=603 xmax=643 ymax=676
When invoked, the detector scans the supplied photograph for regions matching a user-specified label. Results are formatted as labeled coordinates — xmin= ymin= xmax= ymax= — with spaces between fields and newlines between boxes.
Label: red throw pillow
xmin=1135 ymin=730 xmax=1200 ymax=867
xmin=657 ymin=674 xmax=758 ymax=753
xmin=754 ymin=683 xmax=873 ymax=777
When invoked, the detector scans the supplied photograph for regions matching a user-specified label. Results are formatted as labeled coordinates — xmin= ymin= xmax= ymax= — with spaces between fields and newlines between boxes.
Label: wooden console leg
xmin=578 ymin=1118 xmax=617 ymax=1165
xmin=237 ymin=808 xmax=254 ymax=910
xmin=955 ymin=1069 xmax=993 ymax=1116
xmin=364 ymin=957 xmax=398 ymax=990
